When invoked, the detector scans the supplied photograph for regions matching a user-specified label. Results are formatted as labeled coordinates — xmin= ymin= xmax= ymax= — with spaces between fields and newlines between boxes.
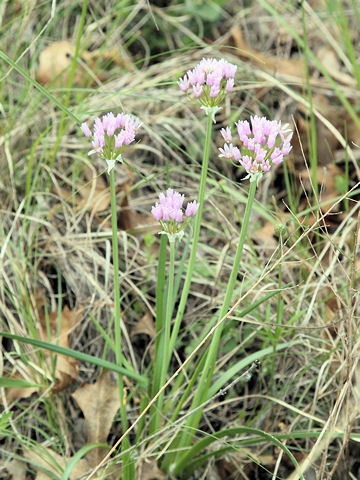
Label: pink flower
xmin=81 ymin=112 xmax=141 ymax=166
xmin=178 ymin=57 xmax=237 ymax=108
xmin=178 ymin=75 xmax=190 ymax=92
xmin=193 ymin=84 xmax=203 ymax=98
xmin=81 ymin=122 xmax=92 ymax=137
xmin=226 ymin=78 xmax=234 ymax=92
xmin=219 ymin=143 xmax=239 ymax=160
xmin=236 ymin=120 xmax=251 ymax=142
xmin=220 ymin=127 xmax=232 ymax=143
xmin=152 ymin=189 xmax=199 ymax=236
xmin=185 ymin=200 xmax=200 ymax=217
xmin=210 ymin=85 xmax=220 ymax=98
xmin=151 ymin=205 xmax=163 ymax=221
xmin=220 ymin=115 xmax=293 ymax=177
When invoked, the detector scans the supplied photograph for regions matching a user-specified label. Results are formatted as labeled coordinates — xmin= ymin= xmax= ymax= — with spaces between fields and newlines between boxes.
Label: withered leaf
xmin=36 ymin=41 xmax=90 ymax=87
xmin=131 ymin=312 xmax=156 ymax=339
xmin=71 ymin=371 xmax=120 ymax=467
xmin=1 ymin=306 xmax=80 ymax=403
xmin=24 ymin=447 xmax=90 ymax=480
xmin=137 ymin=459 xmax=166 ymax=480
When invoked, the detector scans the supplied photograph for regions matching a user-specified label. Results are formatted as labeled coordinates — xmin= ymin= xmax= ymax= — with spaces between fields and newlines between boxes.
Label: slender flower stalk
xmin=81 ymin=111 xmax=141 ymax=480
xmin=170 ymin=57 xmax=236 ymax=338
xmin=170 ymin=181 xmax=257 ymax=474
xmin=169 ymin=113 xmax=213 ymax=358
xmin=149 ymin=189 xmax=199 ymax=435
xmin=153 ymin=58 xmax=236 ymax=430
xmin=168 ymin=116 xmax=293 ymax=474
xmin=109 ymin=168 xmax=134 ymax=478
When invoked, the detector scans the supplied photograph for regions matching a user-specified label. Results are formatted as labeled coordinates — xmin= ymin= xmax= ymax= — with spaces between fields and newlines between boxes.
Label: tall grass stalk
xmin=169 ymin=113 xmax=213 ymax=352
xmin=149 ymin=112 xmax=213 ymax=436
xmin=109 ymin=168 xmax=134 ymax=479
xmin=301 ymin=0 xmax=318 ymax=199
xmin=168 ymin=180 xmax=257 ymax=474
xmin=150 ymin=237 xmax=176 ymax=434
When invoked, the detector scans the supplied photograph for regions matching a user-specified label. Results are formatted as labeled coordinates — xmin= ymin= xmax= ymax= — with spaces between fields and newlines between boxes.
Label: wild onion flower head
xmin=81 ymin=112 xmax=141 ymax=173
xmin=219 ymin=115 xmax=293 ymax=182
xmin=152 ymin=188 xmax=199 ymax=241
xmin=178 ymin=58 xmax=237 ymax=115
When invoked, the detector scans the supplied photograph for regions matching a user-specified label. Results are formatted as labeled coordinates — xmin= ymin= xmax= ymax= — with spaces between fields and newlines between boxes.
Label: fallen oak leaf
xmin=36 ymin=41 xmax=90 ymax=87
xmin=131 ymin=311 xmax=156 ymax=359
xmin=1 ymin=306 xmax=81 ymax=403
xmin=39 ymin=306 xmax=80 ymax=393
xmin=117 ymin=181 xmax=157 ymax=235
xmin=137 ymin=459 xmax=166 ymax=479
xmin=24 ymin=446 xmax=91 ymax=480
xmin=4 ymin=459 xmax=27 ymax=480
xmin=230 ymin=26 xmax=307 ymax=80
xmin=131 ymin=311 xmax=156 ymax=339
xmin=71 ymin=371 xmax=120 ymax=467
xmin=36 ymin=41 xmax=134 ymax=87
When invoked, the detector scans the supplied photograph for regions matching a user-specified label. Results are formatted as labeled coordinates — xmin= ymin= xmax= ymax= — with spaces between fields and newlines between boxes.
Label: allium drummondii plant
xmin=155 ymin=58 xmax=237 ymax=448
xmin=169 ymin=57 xmax=236 ymax=357
xmin=81 ymin=110 xmax=141 ymax=480
xmin=152 ymin=188 xmax=199 ymax=241
xmin=150 ymin=188 xmax=199 ymax=434
xmin=178 ymin=57 xmax=237 ymax=121
xmin=81 ymin=111 xmax=141 ymax=173
xmin=168 ymin=117 xmax=294 ymax=475
xmin=219 ymin=115 xmax=293 ymax=183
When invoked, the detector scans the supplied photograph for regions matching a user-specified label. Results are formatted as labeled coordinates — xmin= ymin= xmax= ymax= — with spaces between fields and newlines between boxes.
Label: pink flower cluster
xmin=152 ymin=189 xmax=199 ymax=236
xmin=178 ymin=58 xmax=237 ymax=107
xmin=219 ymin=116 xmax=293 ymax=176
xmin=81 ymin=112 xmax=141 ymax=159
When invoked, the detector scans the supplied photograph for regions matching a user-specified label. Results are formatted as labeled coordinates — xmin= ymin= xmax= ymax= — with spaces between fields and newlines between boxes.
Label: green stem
xmin=169 ymin=113 xmax=213 ymax=355
xmin=148 ymin=234 xmax=167 ymax=435
xmin=152 ymin=238 xmax=176 ymax=433
xmin=149 ymin=113 xmax=212 ymax=438
xmin=109 ymin=169 xmax=134 ymax=479
xmin=169 ymin=180 xmax=257 ymax=473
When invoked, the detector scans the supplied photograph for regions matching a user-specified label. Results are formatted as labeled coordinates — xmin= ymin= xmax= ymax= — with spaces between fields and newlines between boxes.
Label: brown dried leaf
xmin=38 ymin=306 xmax=80 ymax=392
xmin=118 ymin=182 xmax=158 ymax=235
xmin=75 ymin=170 xmax=111 ymax=213
xmin=131 ymin=312 xmax=156 ymax=339
xmin=230 ymin=26 xmax=306 ymax=79
xmin=252 ymin=221 xmax=278 ymax=249
xmin=2 ymin=306 xmax=80 ymax=402
xmin=36 ymin=41 xmax=133 ymax=87
xmin=137 ymin=459 xmax=166 ymax=480
xmin=24 ymin=447 xmax=90 ymax=480
xmin=316 ymin=46 xmax=356 ymax=87
xmin=36 ymin=41 xmax=90 ymax=87
xmin=2 ymin=374 xmax=38 ymax=403
xmin=298 ymin=163 xmax=343 ymax=214
xmin=71 ymin=371 xmax=120 ymax=467
xmin=4 ymin=459 xmax=27 ymax=480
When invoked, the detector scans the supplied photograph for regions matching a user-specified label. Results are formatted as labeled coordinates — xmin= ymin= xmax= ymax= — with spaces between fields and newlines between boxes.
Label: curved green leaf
xmin=174 ymin=426 xmax=304 ymax=479
xmin=0 ymin=332 xmax=148 ymax=386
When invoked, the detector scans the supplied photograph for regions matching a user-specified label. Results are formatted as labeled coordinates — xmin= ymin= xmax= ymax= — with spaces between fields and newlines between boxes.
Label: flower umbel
xmin=81 ymin=112 xmax=141 ymax=173
xmin=152 ymin=189 xmax=199 ymax=242
xmin=178 ymin=58 xmax=237 ymax=112
xmin=219 ymin=115 xmax=293 ymax=182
